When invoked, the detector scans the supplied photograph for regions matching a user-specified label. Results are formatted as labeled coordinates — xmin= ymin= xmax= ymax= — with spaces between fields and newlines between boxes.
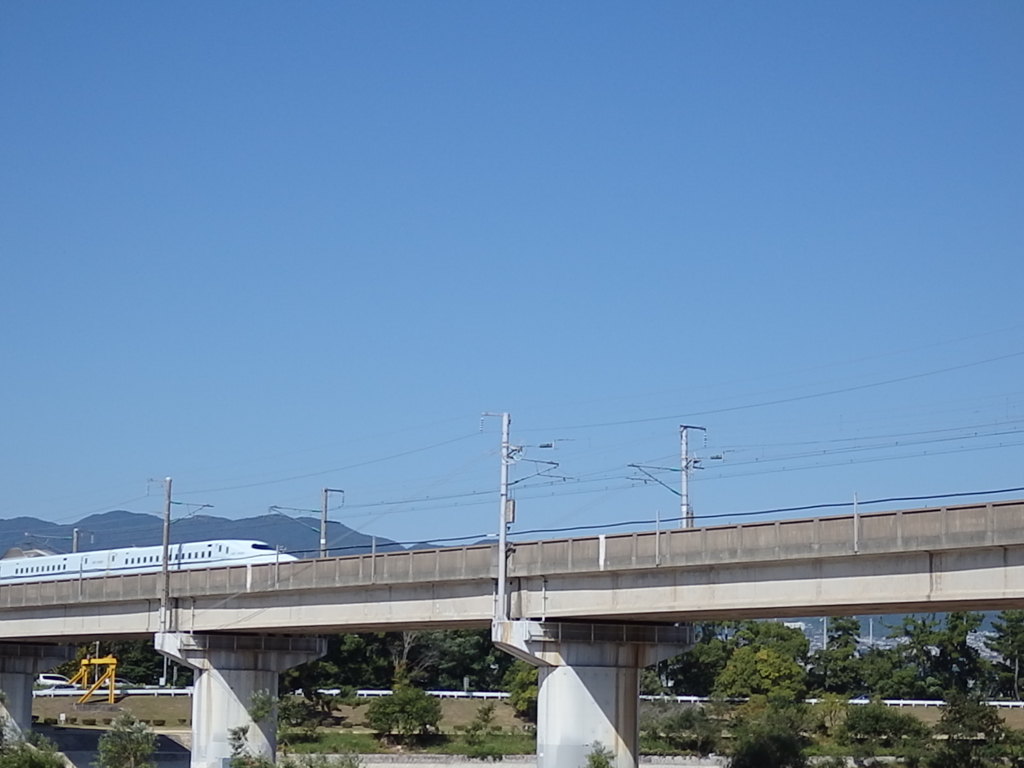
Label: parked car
xmin=36 ymin=673 xmax=73 ymax=688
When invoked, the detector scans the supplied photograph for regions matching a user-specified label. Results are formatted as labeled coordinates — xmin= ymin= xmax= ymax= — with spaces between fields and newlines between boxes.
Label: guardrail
xmin=641 ymin=694 xmax=1024 ymax=709
xmin=33 ymin=686 xmax=1024 ymax=708
xmin=315 ymin=689 xmax=510 ymax=699
xmin=33 ymin=687 xmax=193 ymax=697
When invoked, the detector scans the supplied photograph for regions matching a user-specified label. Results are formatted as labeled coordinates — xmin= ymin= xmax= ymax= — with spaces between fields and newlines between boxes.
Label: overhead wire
xmin=176 ymin=432 xmax=482 ymax=494
xmin=523 ymin=349 xmax=1024 ymax=432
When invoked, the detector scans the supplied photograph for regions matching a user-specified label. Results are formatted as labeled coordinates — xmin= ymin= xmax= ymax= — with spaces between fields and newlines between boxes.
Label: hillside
xmin=0 ymin=510 xmax=403 ymax=557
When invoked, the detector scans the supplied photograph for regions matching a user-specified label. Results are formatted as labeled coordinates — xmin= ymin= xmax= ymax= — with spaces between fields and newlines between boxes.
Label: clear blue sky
xmin=2 ymin=2 xmax=1022 ymax=549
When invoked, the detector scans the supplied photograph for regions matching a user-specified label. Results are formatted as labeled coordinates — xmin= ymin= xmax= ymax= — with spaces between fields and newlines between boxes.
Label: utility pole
xmin=483 ymin=412 xmax=515 ymax=622
xmin=72 ymin=528 xmax=80 ymax=554
xmin=320 ymin=488 xmax=344 ymax=558
xmin=160 ymin=477 xmax=172 ymax=634
xmin=679 ymin=425 xmax=706 ymax=528
xmin=497 ymin=413 xmax=512 ymax=621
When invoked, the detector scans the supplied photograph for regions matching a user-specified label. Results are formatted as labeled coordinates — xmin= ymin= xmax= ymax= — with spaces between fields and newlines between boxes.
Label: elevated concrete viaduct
xmin=1 ymin=500 xmax=1023 ymax=768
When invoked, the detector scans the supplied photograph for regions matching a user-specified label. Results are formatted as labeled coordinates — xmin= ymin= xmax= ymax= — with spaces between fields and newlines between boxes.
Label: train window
xmin=251 ymin=544 xmax=274 ymax=551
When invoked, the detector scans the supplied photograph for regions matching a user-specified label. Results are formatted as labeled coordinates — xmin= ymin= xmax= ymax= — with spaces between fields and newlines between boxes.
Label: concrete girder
xmin=156 ymin=633 xmax=325 ymax=768
xmin=493 ymin=620 xmax=693 ymax=768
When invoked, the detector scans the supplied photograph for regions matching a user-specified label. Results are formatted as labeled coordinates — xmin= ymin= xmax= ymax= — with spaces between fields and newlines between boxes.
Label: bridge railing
xmin=507 ymin=500 xmax=1024 ymax=577
xmin=1 ymin=500 xmax=1021 ymax=609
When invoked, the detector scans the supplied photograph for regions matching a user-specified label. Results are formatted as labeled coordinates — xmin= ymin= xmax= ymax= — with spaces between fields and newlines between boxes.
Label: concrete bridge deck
xmin=0 ymin=499 xmax=1022 ymax=641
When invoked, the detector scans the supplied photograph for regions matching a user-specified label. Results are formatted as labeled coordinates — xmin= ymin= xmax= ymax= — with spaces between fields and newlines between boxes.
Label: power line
xmin=526 ymin=349 xmax=1024 ymax=432
xmin=508 ymin=484 xmax=1024 ymax=538
xmin=176 ymin=432 xmax=481 ymax=494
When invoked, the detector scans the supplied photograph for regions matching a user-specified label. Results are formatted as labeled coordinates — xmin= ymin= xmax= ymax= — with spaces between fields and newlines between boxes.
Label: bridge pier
xmin=156 ymin=633 xmax=325 ymax=768
xmin=493 ymin=620 xmax=692 ymax=768
xmin=0 ymin=643 xmax=75 ymax=737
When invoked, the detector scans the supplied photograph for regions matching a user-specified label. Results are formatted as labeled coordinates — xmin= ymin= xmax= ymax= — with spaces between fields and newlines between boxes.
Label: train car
xmin=0 ymin=540 xmax=297 ymax=584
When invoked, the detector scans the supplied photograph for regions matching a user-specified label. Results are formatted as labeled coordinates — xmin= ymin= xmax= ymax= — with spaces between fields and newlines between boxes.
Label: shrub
xmin=95 ymin=712 xmax=157 ymax=768
xmin=841 ymin=701 xmax=931 ymax=763
xmin=585 ymin=743 xmax=614 ymax=768
xmin=0 ymin=739 xmax=65 ymax=768
xmin=641 ymin=703 xmax=720 ymax=755
xmin=728 ymin=704 xmax=809 ymax=768
xmin=501 ymin=660 xmax=538 ymax=722
xmin=929 ymin=693 xmax=1006 ymax=768
xmin=364 ymin=685 xmax=441 ymax=743
xmin=281 ymin=754 xmax=362 ymax=768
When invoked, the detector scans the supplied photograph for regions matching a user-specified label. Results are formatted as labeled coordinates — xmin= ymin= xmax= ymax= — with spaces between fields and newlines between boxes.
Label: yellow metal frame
xmin=68 ymin=655 xmax=118 ymax=705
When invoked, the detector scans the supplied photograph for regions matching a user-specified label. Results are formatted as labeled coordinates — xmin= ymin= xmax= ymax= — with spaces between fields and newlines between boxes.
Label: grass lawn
xmin=33 ymin=695 xmax=191 ymax=726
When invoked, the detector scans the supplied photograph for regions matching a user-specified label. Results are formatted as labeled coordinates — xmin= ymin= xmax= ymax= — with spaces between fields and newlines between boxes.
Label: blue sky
xmin=2 ymin=2 xmax=1022 ymax=550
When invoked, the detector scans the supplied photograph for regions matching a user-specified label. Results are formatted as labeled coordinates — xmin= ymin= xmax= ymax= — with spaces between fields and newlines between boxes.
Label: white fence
xmin=35 ymin=687 xmax=1024 ymax=709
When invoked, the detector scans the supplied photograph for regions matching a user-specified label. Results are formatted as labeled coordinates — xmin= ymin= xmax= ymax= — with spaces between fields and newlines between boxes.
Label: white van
xmin=36 ymin=673 xmax=72 ymax=688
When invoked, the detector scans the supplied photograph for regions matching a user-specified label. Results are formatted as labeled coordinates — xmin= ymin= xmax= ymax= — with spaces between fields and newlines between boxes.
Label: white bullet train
xmin=0 ymin=540 xmax=298 ymax=584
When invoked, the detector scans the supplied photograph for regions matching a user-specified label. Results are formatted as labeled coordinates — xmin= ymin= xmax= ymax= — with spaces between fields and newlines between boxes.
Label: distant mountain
xmin=0 ymin=510 xmax=404 ymax=558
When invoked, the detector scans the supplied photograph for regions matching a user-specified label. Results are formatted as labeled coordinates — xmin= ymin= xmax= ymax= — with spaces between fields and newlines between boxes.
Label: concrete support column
xmin=156 ymin=633 xmax=325 ymax=768
xmin=493 ymin=620 xmax=692 ymax=768
xmin=0 ymin=643 xmax=75 ymax=738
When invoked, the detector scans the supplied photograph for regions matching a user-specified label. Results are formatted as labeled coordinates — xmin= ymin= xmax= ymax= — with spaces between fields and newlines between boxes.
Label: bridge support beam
xmin=156 ymin=633 xmax=325 ymax=768
xmin=493 ymin=620 xmax=692 ymax=768
xmin=0 ymin=643 xmax=75 ymax=738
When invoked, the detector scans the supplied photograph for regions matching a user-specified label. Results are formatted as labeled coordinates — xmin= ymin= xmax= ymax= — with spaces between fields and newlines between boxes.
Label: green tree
xmin=662 ymin=622 xmax=732 ymax=697
xmin=459 ymin=701 xmax=501 ymax=746
xmin=732 ymin=621 xmax=809 ymax=665
xmin=501 ymin=660 xmax=538 ymax=721
xmin=414 ymin=630 xmax=514 ymax=691
xmin=842 ymin=702 xmax=932 ymax=764
xmin=364 ymin=685 xmax=441 ymax=743
xmin=809 ymin=617 xmax=864 ymax=695
xmin=860 ymin=644 xmax=923 ymax=699
xmin=929 ymin=692 xmax=1006 ymax=768
xmin=728 ymin=704 xmax=808 ymax=768
xmin=277 ymin=696 xmax=324 ymax=745
xmin=96 ymin=712 xmax=157 ymax=768
xmin=894 ymin=613 xmax=989 ymax=697
xmin=640 ymin=703 xmax=720 ymax=755
xmin=713 ymin=646 xmax=807 ymax=703
xmin=281 ymin=633 xmax=393 ymax=709
xmin=0 ymin=739 xmax=66 ymax=768
xmin=991 ymin=610 xmax=1024 ymax=699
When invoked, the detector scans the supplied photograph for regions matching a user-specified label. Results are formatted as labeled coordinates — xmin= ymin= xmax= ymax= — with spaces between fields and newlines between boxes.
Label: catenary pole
xmin=160 ymin=477 xmax=172 ymax=632
xmin=679 ymin=425 xmax=705 ymax=528
xmin=497 ymin=413 xmax=511 ymax=621
xmin=321 ymin=488 xmax=328 ymax=558
xmin=320 ymin=488 xmax=344 ymax=558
